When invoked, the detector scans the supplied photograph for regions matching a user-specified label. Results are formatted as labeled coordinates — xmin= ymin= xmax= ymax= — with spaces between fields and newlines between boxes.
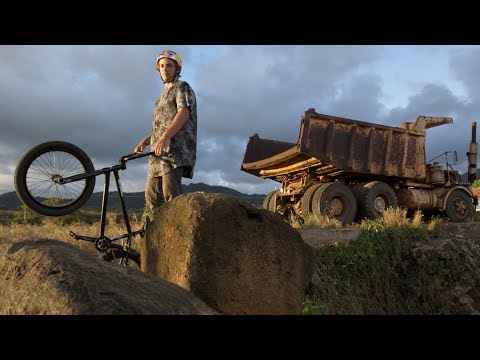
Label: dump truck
xmin=241 ymin=108 xmax=478 ymax=224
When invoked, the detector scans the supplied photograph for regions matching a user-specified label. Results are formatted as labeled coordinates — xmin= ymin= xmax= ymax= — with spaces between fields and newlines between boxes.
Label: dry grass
xmin=427 ymin=216 xmax=445 ymax=238
xmin=289 ymin=213 xmax=344 ymax=230
xmin=290 ymin=207 xmax=444 ymax=230
xmin=382 ymin=207 xmax=409 ymax=227
xmin=0 ymin=211 xmax=144 ymax=255
xmin=411 ymin=210 xmax=423 ymax=228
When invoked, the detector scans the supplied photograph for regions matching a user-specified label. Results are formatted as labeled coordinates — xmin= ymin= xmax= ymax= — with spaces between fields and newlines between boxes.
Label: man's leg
xmin=162 ymin=166 xmax=184 ymax=202
xmin=145 ymin=176 xmax=164 ymax=213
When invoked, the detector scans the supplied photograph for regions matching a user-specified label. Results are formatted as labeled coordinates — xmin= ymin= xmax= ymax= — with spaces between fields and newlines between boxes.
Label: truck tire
xmin=351 ymin=182 xmax=367 ymax=199
xmin=311 ymin=182 xmax=357 ymax=225
xmin=262 ymin=190 xmax=282 ymax=212
xmin=356 ymin=181 xmax=397 ymax=220
xmin=261 ymin=190 xmax=277 ymax=210
xmin=300 ymin=183 xmax=324 ymax=218
xmin=444 ymin=189 xmax=475 ymax=222
xmin=268 ymin=190 xmax=282 ymax=212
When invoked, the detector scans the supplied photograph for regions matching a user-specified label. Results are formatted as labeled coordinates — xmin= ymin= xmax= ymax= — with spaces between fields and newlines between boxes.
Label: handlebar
xmin=119 ymin=150 xmax=170 ymax=164
xmin=120 ymin=151 xmax=155 ymax=163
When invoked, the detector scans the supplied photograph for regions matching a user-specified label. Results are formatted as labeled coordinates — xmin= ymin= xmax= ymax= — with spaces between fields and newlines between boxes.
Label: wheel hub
xmin=374 ymin=196 xmax=386 ymax=213
xmin=51 ymin=174 xmax=63 ymax=184
xmin=329 ymin=198 xmax=343 ymax=216
xmin=453 ymin=198 xmax=467 ymax=216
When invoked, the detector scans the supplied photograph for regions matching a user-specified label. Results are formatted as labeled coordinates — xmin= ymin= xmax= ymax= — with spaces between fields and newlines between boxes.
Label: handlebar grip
xmin=121 ymin=151 xmax=155 ymax=162
xmin=120 ymin=151 xmax=172 ymax=165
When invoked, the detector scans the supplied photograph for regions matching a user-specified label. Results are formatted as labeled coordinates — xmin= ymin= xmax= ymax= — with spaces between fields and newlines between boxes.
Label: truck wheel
xmin=351 ymin=182 xmax=367 ymax=222
xmin=351 ymin=182 xmax=367 ymax=200
xmin=356 ymin=181 xmax=397 ymax=220
xmin=267 ymin=190 xmax=282 ymax=212
xmin=444 ymin=189 xmax=475 ymax=222
xmin=261 ymin=190 xmax=277 ymax=210
xmin=311 ymin=182 xmax=357 ymax=225
xmin=262 ymin=190 xmax=282 ymax=212
xmin=300 ymin=183 xmax=324 ymax=218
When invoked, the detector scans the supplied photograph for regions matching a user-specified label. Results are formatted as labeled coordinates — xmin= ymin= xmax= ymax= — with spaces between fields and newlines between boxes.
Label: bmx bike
xmin=14 ymin=141 xmax=158 ymax=268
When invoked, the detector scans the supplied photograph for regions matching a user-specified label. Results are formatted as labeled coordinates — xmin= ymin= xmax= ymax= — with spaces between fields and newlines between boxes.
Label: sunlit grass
xmin=289 ymin=212 xmax=344 ymax=230
xmin=0 ymin=210 xmax=144 ymax=255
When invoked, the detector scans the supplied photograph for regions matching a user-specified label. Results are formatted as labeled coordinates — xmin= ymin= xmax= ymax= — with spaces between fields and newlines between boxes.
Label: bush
xmin=304 ymin=210 xmax=465 ymax=315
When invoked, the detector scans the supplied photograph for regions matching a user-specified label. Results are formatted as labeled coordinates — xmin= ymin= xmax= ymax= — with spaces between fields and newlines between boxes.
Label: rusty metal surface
xmin=299 ymin=110 xmax=428 ymax=180
xmin=241 ymin=108 xmax=454 ymax=183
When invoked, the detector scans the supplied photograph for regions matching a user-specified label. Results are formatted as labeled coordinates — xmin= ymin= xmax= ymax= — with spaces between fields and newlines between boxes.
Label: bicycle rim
xmin=15 ymin=141 xmax=95 ymax=216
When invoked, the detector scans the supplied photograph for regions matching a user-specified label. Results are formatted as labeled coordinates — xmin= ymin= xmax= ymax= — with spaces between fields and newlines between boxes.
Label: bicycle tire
xmin=14 ymin=141 xmax=95 ymax=216
xmin=100 ymin=248 xmax=141 ymax=268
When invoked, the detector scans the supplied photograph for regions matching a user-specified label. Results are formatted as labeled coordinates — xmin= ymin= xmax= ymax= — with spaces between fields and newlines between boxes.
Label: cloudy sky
xmin=1 ymin=45 xmax=479 ymax=196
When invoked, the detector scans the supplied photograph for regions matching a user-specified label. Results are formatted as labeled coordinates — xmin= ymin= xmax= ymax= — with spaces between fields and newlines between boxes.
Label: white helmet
xmin=156 ymin=50 xmax=182 ymax=67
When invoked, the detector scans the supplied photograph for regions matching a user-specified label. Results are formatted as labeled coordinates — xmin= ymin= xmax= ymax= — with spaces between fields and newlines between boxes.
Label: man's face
xmin=158 ymin=58 xmax=177 ymax=83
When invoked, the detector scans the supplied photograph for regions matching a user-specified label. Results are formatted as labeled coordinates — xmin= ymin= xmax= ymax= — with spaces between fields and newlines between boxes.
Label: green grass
xmin=303 ymin=208 xmax=471 ymax=315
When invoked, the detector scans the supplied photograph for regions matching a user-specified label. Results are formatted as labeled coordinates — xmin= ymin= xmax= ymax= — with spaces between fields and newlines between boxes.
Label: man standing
xmin=135 ymin=50 xmax=197 ymax=213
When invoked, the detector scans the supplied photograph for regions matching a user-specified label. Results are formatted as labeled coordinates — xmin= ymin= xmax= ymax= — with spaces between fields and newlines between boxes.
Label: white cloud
xmin=1 ymin=45 xmax=479 ymax=197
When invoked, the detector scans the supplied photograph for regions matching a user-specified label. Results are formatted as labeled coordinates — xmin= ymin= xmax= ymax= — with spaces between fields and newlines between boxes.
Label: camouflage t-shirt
xmin=148 ymin=80 xmax=197 ymax=179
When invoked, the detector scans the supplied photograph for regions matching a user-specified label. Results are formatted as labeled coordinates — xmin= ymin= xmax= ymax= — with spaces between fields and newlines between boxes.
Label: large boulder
xmin=141 ymin=192 xmax=315 ymax=315
xmin=0 ymin=239 xmax=217 ymax=315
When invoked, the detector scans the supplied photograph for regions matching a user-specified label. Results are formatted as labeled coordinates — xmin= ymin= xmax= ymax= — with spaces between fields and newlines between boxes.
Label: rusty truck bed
xmin=241 ymin=108 xmax=453 ymax=183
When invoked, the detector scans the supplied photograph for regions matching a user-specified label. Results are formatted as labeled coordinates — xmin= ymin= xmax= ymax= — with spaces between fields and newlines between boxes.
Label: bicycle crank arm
xmin=68 ymin=230 xmax=97 ymax=242
xmin=133 ymin=228 xmax=145 ymax=237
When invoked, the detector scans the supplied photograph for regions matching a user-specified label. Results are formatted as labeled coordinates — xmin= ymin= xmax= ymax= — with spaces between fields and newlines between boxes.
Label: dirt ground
xmin=442 ymin=221 xmax=480 ymax=242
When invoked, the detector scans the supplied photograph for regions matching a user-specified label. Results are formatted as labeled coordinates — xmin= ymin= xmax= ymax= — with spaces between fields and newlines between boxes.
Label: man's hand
xmin=153 ymin=136 xmax=171 ymax=156
xmin=134 ymin=136 xmax=151 ymax=153
xmin=134 ymin=144 xmax=145 ymax=153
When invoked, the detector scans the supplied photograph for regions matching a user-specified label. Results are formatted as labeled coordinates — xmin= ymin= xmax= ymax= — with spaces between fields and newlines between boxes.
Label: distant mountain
xmin=0 ymin=191 xmax=22 ymax=210
xmin=0 ymin=182 xmax=266 ymax=210
xmin=461 ymin=169 xmax=480 ymax=183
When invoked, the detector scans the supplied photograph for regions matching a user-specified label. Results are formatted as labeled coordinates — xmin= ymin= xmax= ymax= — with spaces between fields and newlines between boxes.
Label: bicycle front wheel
xmin=14 ymin=141 xmax=96 ymax=216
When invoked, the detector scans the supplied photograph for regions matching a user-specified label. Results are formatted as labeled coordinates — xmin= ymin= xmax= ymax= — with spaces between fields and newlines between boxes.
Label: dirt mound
xmin=0 ymin=238 xmax=217 ymax=315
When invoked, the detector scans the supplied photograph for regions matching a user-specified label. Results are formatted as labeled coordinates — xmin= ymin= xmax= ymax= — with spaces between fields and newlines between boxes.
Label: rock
xmin=0 ymin=238 xmax=217 ymax=315
xmin=141 ymin=192 xmax=315 ymax=315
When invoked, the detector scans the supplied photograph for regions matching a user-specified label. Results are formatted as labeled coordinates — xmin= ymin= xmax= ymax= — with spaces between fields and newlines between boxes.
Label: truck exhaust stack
xmin=468 ymin=122 xmax=477 ymax=184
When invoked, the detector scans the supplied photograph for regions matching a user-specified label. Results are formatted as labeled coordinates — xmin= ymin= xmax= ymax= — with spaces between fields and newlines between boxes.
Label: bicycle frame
xmin=65 ymin=151 xmax=155 ymax=266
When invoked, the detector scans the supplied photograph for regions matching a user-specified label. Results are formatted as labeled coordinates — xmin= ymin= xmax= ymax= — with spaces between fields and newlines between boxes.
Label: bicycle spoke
xmin=25 ymin=150 xmax=88 ymax=208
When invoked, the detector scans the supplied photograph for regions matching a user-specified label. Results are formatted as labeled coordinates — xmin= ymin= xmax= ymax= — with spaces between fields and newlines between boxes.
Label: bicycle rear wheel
xmin=100 ymin=248 xmax=141 ymax=268
xmin=14 ymin=141 xmax=96 ymax=216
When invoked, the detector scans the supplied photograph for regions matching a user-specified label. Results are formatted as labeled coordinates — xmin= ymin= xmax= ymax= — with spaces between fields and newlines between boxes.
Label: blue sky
xmin=1 ymin=45 xmax=478 ymax=196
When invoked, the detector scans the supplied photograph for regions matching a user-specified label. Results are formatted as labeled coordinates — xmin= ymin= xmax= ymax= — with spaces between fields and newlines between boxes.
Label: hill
xmin=461 ymin=169 xmax=480 ymax=183
xmin=0 ymin=182 xmax=266 ymax=210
